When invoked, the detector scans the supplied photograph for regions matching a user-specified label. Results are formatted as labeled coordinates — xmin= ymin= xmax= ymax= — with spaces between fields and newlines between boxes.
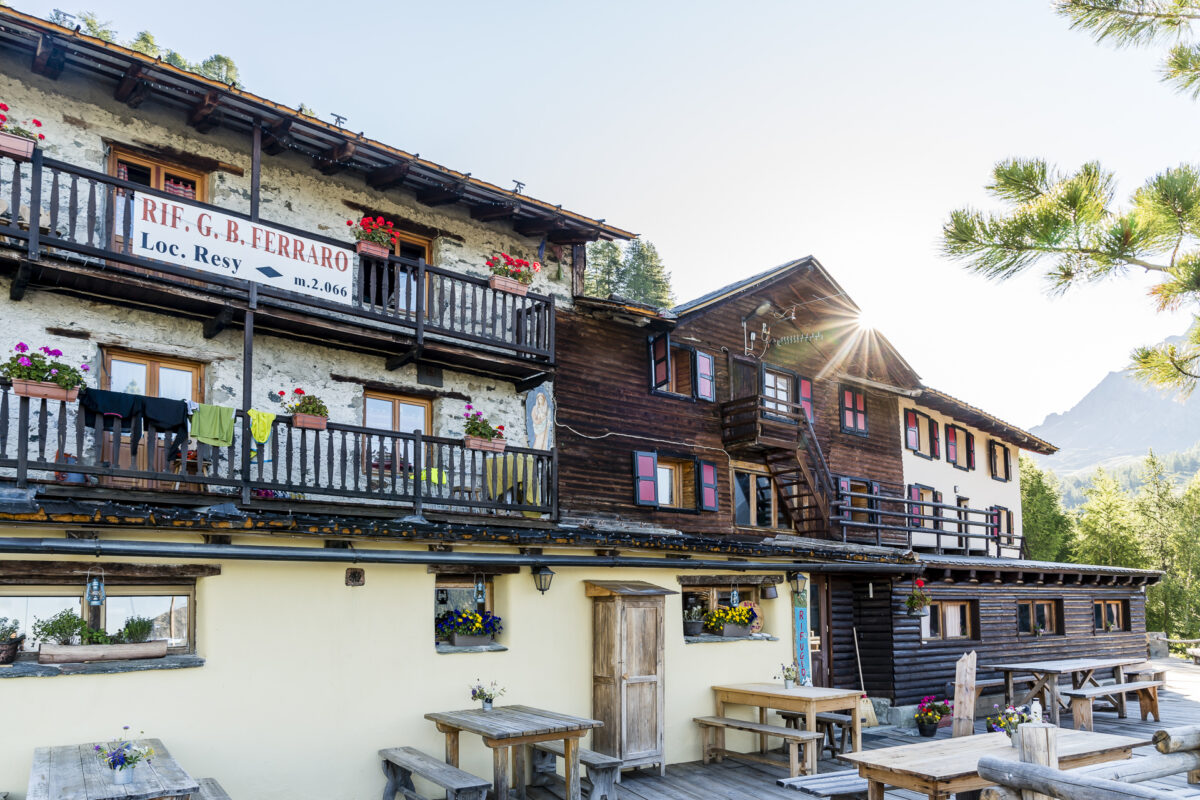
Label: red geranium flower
xmin=346 ymin=220 xmax=353 ymax=226
xmin=32 ymin=119 xmax=41 ymax=127
xmin=294 ymin=388 xmax=305 ymax=395
xmin=0 ymin=103 xmax=8 ymax=111
xmin=278 ymin=390 xmax=285 ymax=396
xmin=915 ymin=578 xmax=925 ymax=588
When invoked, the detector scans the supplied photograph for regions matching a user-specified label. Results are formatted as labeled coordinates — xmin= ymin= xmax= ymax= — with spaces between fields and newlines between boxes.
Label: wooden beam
xmin=416 ymin=181 xmax=467 ymax=207
xmin=426 ymin=565 xmax=520 ymax=575
xmin=547 ymin=227 xmax=600 ymax=245
xmin=113 ymin=63 xmax=151 ymax=107
xmin=385 ymin=347 xmax=420 ymax=371
xmin=10 ymin=261 xmax=32 ymax=301
xmin=261 ymin=118 xmax=293 ymax=156
xmin=189 ymin=91 xmax=223 ymax=133
xmin=470 ymin=202 xmax=520 ymax=222
xmin=202 ymin=534 xmax=232 ymax=545
xmin=367 ymin=161 xmax=413 ymax=191
xmin=316 ymin=139 xmax=357 ymax=175
xmin=514 ymin=216 xmax=566 ymax=237
xmin=202 ymin=306 xmax=235 ymax=339
xmin=0 ymin=560 xmax=220 ymax=580
xmin=31 ymin=34 xmax=66 ymax=79
xmin=514 ymin=372 xmax=552 ymax=393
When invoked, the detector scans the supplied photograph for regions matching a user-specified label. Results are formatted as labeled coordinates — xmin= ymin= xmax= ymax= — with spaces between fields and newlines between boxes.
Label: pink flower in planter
xmin=50 ymin=369 xmax=58 ymax=375
xmin=14 ymin=342 xmax=28 ymax=353
xmin=81 ymin=364 xmax=90 ymax=371
xmin=17 ymin=356 xmax=31 ymax=367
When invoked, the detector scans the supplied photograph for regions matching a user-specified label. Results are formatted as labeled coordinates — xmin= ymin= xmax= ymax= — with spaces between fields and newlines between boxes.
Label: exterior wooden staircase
xmin=719 ymin=394 xmax=833 ymax=536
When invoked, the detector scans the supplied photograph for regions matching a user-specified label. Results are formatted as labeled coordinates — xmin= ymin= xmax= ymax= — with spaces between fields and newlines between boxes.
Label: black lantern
xmin=531 ymin=565 xmax=555 ymax=594
xmin=789 ymin=572 xmax=808 ymax=596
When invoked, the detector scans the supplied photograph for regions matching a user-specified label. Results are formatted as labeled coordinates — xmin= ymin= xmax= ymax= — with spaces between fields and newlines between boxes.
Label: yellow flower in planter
xmin=702 ymin=605 xmax=756 ymax=633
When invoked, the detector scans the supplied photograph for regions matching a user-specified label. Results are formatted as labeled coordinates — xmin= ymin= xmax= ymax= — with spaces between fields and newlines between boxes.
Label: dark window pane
xmin=734 ymin=472 xmax=751 ymax=525
xmin=928 ymin=605 xmax=941 ymax=638
xmin=1035 ymin=603 xmax=1048 ymax=631
xmin=1094 ymin=603 xmax=1104 ymax=630
xmin=755 ymin=475 xmax=773 ymax=527
xmin=1017 ymin=603 xmax=1031 ymax=633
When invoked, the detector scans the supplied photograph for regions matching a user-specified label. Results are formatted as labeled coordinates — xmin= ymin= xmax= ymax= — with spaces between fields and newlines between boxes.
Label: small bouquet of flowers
xmin=986 ymin=704 xmax=1031 ymax=738
xmin=915 ymin=695 xmax=953 ymax=725
xmin=470 ymin=679 xmax=505 ymax=709
xmin=95 ymin=727 xmax=154 ymax=778
xmin=485 ymin=252 xmax=541 ymax=285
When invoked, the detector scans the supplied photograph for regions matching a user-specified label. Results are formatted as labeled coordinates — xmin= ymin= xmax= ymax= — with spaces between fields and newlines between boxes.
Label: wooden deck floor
xmin=529 ymin=656 xmax=1200 ymax=800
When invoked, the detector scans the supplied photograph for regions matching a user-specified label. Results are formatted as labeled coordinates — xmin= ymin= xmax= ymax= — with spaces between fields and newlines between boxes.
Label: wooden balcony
xmin=0 ymin=387 xmax=556 ymax=519
xmin=0 ymin=153 xmax=555 ymax=385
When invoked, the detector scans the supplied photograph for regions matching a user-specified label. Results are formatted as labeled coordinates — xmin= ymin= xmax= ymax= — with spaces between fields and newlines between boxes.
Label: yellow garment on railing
xmin=247 ymin=409 xmax=276 ymax=444
xmin=485 ymin=453 xmax=542 ymax=518
xmin=420 ymin=468 xmax=446 ymax=485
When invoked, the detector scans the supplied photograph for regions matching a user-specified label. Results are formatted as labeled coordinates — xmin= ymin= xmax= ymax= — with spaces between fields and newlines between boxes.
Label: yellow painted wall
xmin=0 ymin=533 xmax=798 ymax=799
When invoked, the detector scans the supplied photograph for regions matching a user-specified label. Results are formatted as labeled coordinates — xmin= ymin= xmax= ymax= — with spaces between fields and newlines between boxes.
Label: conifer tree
xmin=583 ymin=239 xmax=675 ymax=307
xmin=1072 ymin=469 xmax=1144 ymax=567
xmin=584 ymin=241 xmax=624 ymax=299
xmin=1019 ymin=455 xmax=1074 ymax=561
xmin=1135 ymin=452 xmax=1185 ymax=632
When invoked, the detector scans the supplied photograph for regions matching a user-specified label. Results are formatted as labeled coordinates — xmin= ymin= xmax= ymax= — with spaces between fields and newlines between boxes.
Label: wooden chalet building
xmin=0 ymin=9 xmax=917 ymax=797
xmin=556 ymin=257 xmax=1160 ymax=706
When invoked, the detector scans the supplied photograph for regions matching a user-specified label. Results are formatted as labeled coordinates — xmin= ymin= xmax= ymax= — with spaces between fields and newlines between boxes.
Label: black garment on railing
xmin=79 ymin=390 xmax=189 ymax=458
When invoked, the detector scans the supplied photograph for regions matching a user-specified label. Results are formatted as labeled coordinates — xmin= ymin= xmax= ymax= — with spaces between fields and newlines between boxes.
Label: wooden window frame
xmin=1093 ymin=599 xmax=1127 ymax=633
xmin=903 ymin=408 xmax=939 ymax=459
xmin=102 ymin=349 xmax=205 ymax=400
xmin=839 ymin=385 xmax=868 ymax=436
xmin=989 ymin=505 xmax=1015 ymax=545
xmin=945 ymin=424 xmax=974 ymax=471
xmin=647 ymin=333 xmax=705 ymax=401
xmin=682 ymin=584 xmax=763 ymax=633
xmin=656 ymin=460 xmax=685 ymax=509
xmin=363 ymin=390 xmax=433 ymax=435
xmin=695 ymin=351 xmax=716 ymax=403
xmin=921 ymin=599 xmax=977 ymax=641
xmin=989 ymin=441 xmax=1013 ymax=482
xmin=434 ymin=575 xmax=494 ymax=614
xmin=391 ymin=230 xmax=433 ymax=262
xmin=1017 ymin=599 xmax=1061 ymax=635
xmin=108 ymin=146 xmax=209 ymax=201
xmin=733 ymin=467 xmax=792 ymax=530
xmin=760 ymin=363 xmax=800 ymax=423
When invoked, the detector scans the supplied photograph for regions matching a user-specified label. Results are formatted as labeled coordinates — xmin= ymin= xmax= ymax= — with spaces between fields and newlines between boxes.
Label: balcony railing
xmin=0 ymin=152 xmax=554 ymax=364
xmin=832 ymin=484 xmax=1023 ymax=558
xmin=0 ymin=386 xmax=556 ymax=519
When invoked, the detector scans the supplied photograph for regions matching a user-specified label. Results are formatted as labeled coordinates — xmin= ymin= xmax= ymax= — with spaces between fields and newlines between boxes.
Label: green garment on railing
xmin=485 ymin=453 xmax=542 ymax=518
xmin=191 ymin=404 xmax=235 ymax=447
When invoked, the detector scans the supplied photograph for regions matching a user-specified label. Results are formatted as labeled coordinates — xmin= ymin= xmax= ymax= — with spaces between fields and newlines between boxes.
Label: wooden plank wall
xmin=887 ymin=583 xmax=1148 ymax=705
xmin=827 ymin=577 xmax=895 ymax=697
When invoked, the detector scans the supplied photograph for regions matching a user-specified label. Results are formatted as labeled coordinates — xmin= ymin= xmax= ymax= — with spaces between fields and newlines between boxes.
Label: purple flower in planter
xmin=81 ymin=364 xmax=90 ymax=371
xmin=14 ymin=342 xmax=28 ymax=353
xmin=17 ymin=356 xmax=30 ymax=367
xmin=49 ymin=349 xmax=62 ymax=357
xmin=50 ymin=368 xmax=58 ymax=375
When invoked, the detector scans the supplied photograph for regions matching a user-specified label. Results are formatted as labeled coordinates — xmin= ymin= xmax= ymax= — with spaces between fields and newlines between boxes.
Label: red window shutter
xmin=698 ymin=460 xmax=719 ymax=511
xmin=933 ymin=490 xmax=943 ymax=530
xmin=799 ymin=378 xmax=813 ymax=423
xmin=633 ymin=451 xmax=659 ymax=507
xmin=929 ymin=420 xmax=940 ymax=459
xmin=905 ymin=410 xmax=919 ymax=449
xmin=842 ymin=390 xmax=854 ymax=429
xmin=946 ymin=426 xmax=957 ymax=463
xmin=967 ymin=433 xmax=976 ymax=470
xmin=648 ymin=334 xmax=671 ymax=391
xmin=908 ymin=484 xmax=922 ymax=527
xmin=855 ymin=392 xmax=866 ymax=431
xmin=988 ymin=506 xmax=999 ymax=536
xmin=838 ymin=476 xmax=852 ymax=520
xmin=695 ymin=352 xmax=715 ymax=401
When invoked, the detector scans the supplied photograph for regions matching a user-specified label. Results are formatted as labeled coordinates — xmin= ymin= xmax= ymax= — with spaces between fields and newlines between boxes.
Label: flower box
xmin=0 ymin=131 xmax=35 ymax=161
xmin=0 ymin=638 xmax=21 ymax=664
xmin=291 ymin=413 xmax=327 ymax=430
xmin=11 ymin=379 xmax=79 ymax=402
xmin=683 ymin=620 xmax=704 ymax=636
xmin=37 ymin=639 xmax=168 ymax=664
xmin=356 ymin=240 xmax=391 ymax=260
xmin=488 ymin=275 xmax=529 ymax=296
xmin=452 ymin=633 xmax=494 ymax=647
xmin=721 ymin=623 xmax=751 ymax=638
xmin=465 ymin=435 xmax=506 ymax=452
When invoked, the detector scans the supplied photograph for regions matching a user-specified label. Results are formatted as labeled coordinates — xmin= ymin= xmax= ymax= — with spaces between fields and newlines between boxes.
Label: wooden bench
xmin=1187 ymin=648 xmax=1200 ymax=665
xmin=529 ymin=739 xmax=621 ymax=800
xmin=196 ymin=778 xmax=232 ymax=800
xmin=1062 ymin=680 xmax=1164 ymax=731
xmin=694 ymin=715 xmax=823 ymax=778
xmin=1125 ymin=661 xmax=1167 ymax=682
xmin=777 ymin=770 xmax=869 ymax=799
xmin=776 ymin=711 xmax=855 ymax=757
xmin=379 ymin=746 xmax=491 ymax=800
xmin=944 ymin=676 xmax=1038 ymax=706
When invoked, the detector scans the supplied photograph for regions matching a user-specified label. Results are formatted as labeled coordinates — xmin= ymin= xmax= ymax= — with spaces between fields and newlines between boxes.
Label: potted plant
xmin=0 ymin=102 xmax=45 ymax=161
xmin=986 ymin=704 xmax=1032 ymax=746
xmin=485 ymin=252 xmax=541 ymax=296
xmin=0 ymin=617 xmax=23 ymax=665
xmin=777 ymin=662 xmax=801 ymax=690
xmin=280 ymin=388 xmax=329 ymax=430
xmin=1 ymin=342 xmax=89 ymax=401
xmin=683 ymin=605 xmax=706 ymax=636
xmin=437 ymin=607 xmax=503 ymax=647
xmin=94 ymin=728 xmax=155 ymax=785
xmin=914 ymin=695 xmax=952 ymax=737
xmin=469 ymin=679 xmax=505 ymax=711
xmin=33 ymin=610 xmax=167 ymax=664
xmin=347 ymin=215 xmax=399 ymax=259
xmin=704 ymin=605 xmax=756 ymax=637
xmin=463 ymin=404 xmax=506 ymax=452
xmin=904 ymin=578 xmax=932 ymax=617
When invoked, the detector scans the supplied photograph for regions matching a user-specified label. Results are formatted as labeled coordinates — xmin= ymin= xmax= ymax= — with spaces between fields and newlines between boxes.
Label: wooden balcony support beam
xmin=385 ymin=346 xmax=421 ymax=371
xmin=416 ymin=180 xmax=467 ymax=207
xmin=546 ymin=227 xmax=600 ymax=245
xmin=10 ymin=262 xmax=32 ymax=301
xmin=202 ymin=306 xmax=236 ymax=339
xmin=31 ymin=34 xmax=66 ymax=79
xmin=367 ymin=161 xmax=413 ymax=191
xmin=189 ymin=91 xmax=223 ymax=133
xmin=514 ymin=216 xmax=566 ymax=238
xmin=261 ymin=118 xmax=293 ymax=156
xmin=114 ymin=64 xmax=151 ymax=108
xmin=470 ymin=201 xmax=521 ymax=222
xmin=316 ymin=139 xmax=357 ymax=175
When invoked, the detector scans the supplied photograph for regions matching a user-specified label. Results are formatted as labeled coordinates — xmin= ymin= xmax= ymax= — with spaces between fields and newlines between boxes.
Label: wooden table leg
xmin=513 ymin=744 xmax=527 ymax=800
xmin=715 ymin=695 xmax=726 ymax=762
xmin=759 ymin=706 xmax=769 ymax=754
xmin=1113 ymin=665 xmax=1128 ymax=718
xmin=1005 ymin=671 xmax=1015 ymax=708
xmin=493 ymin=746 xmax=510 ymax=800
xmin=867 ymin=779 xmax=886 ymax=800
xmin=1047 ymin=677 xmax=1062 ymax=726
xmin=564 ymin=737 xmax=582 ymax=800
xmin=851 ymin=699 xmax=862 ymax=754
xmin=445 ymin=730 xmax=460 ymax=767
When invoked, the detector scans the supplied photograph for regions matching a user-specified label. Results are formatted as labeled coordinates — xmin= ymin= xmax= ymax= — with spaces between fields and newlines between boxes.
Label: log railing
xmin=0 ymin=152 xmax=554 ymax=363
xmin=0 ymin=386 xmax=556 ymax=518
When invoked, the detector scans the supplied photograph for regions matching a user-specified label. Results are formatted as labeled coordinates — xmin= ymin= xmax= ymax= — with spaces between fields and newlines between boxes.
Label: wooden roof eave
xmin=0 ymin=8 xmax=636 ymax=244
xmin=916 ymin=388 xmax=1058 ymax=455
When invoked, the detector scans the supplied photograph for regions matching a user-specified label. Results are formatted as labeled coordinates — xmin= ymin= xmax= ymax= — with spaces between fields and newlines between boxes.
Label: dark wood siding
xmin=888 ymin=583 xmax=1148 ymax=705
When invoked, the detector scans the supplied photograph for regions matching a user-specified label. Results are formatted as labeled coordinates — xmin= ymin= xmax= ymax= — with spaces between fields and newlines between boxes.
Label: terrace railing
xmin=0 ymin=385 xmax=556 ymax=518
xmin=0 ymin=152 xmax=554 ymax=363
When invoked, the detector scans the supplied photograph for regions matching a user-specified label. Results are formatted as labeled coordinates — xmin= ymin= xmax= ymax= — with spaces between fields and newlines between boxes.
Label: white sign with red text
xmin=130 ymin=194 xmax=354 ymax=304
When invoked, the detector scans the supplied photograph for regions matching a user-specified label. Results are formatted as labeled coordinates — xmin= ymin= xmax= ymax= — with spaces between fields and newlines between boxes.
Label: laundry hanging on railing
xmin=79 ymin=389 xmax=187 ymax=458
xmin=191 ymin=404 xmax=235 ymax=447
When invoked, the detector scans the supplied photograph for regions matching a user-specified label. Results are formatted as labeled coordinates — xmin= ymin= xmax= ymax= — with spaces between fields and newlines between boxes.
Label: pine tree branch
xmin=1061 ymin=1 xmax=1200 ymax=28
xmin=965 ymin=239 xmax=1170 ymax=273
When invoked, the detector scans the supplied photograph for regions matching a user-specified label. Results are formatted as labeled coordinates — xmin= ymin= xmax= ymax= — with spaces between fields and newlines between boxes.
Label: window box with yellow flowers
xmin=704 ymin=606 xmax=756 ymax=638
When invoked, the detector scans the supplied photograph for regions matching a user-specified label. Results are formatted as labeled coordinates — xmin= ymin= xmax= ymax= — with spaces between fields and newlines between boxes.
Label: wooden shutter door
xmin=620 ymin=598 xmax=665 ymax=767
xmin=591 ymin=597 xmax=620 ymax=757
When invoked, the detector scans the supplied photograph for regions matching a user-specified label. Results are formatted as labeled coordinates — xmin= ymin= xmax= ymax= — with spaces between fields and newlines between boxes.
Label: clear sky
xmin=18 ymin=1 xmax=1197 ymax=429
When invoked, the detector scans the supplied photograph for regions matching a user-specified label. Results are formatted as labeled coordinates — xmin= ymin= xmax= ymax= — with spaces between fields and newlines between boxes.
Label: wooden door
xmin=620 ymin=598 xmax=664 ymax=768
xmin=810 ymin=575 xmax=833 ymax=687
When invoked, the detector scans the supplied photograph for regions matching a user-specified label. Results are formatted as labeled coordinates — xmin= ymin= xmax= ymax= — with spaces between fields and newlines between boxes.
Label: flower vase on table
xmin=470 ymin=679 xmax=505 ymax=712
xmin=95 ymin=729 xmax=154 ymax=785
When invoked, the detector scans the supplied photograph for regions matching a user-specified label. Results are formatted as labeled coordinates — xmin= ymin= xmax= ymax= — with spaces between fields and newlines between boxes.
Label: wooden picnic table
xmin=980 ymin=656 xmax=1145 ymax=725
xmin=841 ymin=729 xmax=1145 ymax=800
xmin=712 ymin=682 xmax=863 ymax=755
xmin=28 ymin=738 xmax=199 ymax=800
xmin=424 ymin=704 xmax=602 ymax=800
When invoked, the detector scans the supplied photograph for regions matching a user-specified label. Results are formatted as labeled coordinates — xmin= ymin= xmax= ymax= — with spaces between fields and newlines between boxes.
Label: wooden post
xmin=250 ymin=120 xmax=261 ymax=222
xmin=240 ymin=284 xmax=256 ymax=505
xmin=1018 ymin=722 xmax=1058 ymax=800
xmin=953 ymin=651 xmax=977 ymax=738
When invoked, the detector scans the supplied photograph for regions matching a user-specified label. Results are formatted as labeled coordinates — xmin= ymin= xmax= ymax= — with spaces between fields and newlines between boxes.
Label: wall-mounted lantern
xmin=531 ymin=566 xmax=555 ymax=594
